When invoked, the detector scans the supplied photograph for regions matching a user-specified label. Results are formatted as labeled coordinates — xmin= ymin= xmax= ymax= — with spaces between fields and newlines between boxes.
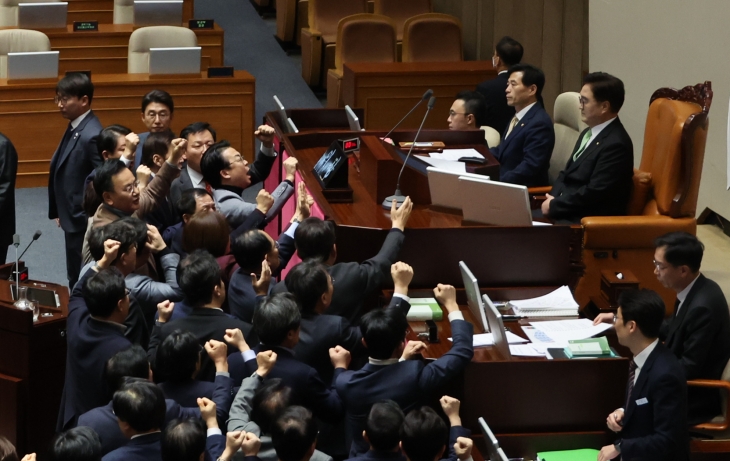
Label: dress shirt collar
xmin=633 ymin=338 xmax=659 ymax=371
xmin=187 ymin=164 xmax=205 ymax=187
xmin=514 ymin=102 xmax=537 ymax=121
xmin=131 ymin=430 xmax=161 ymax=440
xmin=498 ymin=70 xmax=508 ymax=75
xmin=70 ymin=110 xmax=91 ymax=130
xmin=368 ymin=357 xmax=400 ymax=366
xmin=586 ymin=116 xmax=617 ymax=143
xmin=676 ymin=272 xmax=701 ymax=312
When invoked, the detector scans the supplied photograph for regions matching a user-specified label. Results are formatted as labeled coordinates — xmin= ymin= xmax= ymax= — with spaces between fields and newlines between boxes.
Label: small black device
xmin=207 ymin=66 xmax=234 ymax=78
xmin=11 ymin=284 xmax=59 ymax=308
xmin=188 ymin=18 xmax=214 ymax=29
xmin=426 ymin=320 xmax=439 ymax=343
xmin=458 ymin=156 xmax=486 ymax=164
xmin=338 ymin=137 xmax=360 ymax=153
xmin=312 ymin=140 xmax=352 ymax=202
xmin=73 ymin=21 xmax=98 ymax=31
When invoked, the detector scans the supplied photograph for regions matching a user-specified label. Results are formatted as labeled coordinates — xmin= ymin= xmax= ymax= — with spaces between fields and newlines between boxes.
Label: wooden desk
xmin=342 ymin=61 xmax=497 ymax=131
xmin=67 ymin=0 xmax=194 ymax=24
xmin=0 ymin=279 xmax=69 ymax=457
xmin=2 ymin=71 xmax=255 ymax=188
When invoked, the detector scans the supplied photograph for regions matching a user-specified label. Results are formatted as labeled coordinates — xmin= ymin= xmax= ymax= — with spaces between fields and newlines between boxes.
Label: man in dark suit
xmin=335 ymin=284 xmax=474 ymax=457
xmin=50 ymin=427 xmax=103 ymax=461
xmin=0 ymin=132 xmax=17 ymax=263
xmin=48 ymin=73 xmax=103 ymax=287
xmin=599 ymin=289 xmax=688 ymax=461
xmin=447 ymin=91 xmax=487 ymax=132
xmin=540 ymin=72 xmax=634 ymax=224
xmin=134 ymin=90 xmax=175 ymax=171
xmin=347 ymin=400 xmax=405 ymax=461
xmin=489 ymin=64 xmax=554 ymax=187
xmin=148 ymin=250 xmax=255 ymax=381
xmin=169 ymin=122 xmax=217 ymax=208
xmin=475 ymin=36 xmax=523 ymax=134
xmin=401 ymin=397 xmax=473 ymax=461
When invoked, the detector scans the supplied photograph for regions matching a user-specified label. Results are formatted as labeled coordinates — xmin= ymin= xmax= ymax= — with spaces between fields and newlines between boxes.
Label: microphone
xmin=10 ymin=230 xmax=41 ymax=282
xmin=381 ymin=96 xmax=436 ymax=210
xmin=383 ymin=89 xmax=433 ymax=141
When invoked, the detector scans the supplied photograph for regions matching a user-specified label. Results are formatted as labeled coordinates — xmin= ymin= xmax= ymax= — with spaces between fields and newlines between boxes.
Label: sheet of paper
xmin=509 ymin=285 xmax=579 ymax=310
xmin=532 ymin=221 xmax=553 ymax=226
xmin=415 ymin=156 xmax=466 ymax=173
xmin=448 ymin=331 xmax=528 ymax=347
xmin=429 ymin=148 xmax=484 ymax=161
xmin=521 ymin=325 xmax=567 ymax=353
xmin=529 ymin=319 xmax=613 ymax=342
xmin=509 ymin=344 xmax=545 ymax=357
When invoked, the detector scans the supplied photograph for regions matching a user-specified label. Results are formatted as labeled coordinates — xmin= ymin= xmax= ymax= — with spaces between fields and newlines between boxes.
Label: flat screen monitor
xmin=7 ymin=51 xmax=59 ymax=80
xmin=477 ymin=417 xmax=500 ymax=461
xmin=273 ymin=95 xmax=290 ymax=133
xmin=286 ymin=118 xmax=299 ymax=134
xmin=149 ymin=47 xmax=200 ymax=75
xmin=427 ymin=167 xmax=490 ymax=211
xmin=134 ymin=0 xmax=183 ymax=26
xmin=18 ymin=2 xmax=67 ymax=29
xmin=483 ymin=293 xmax=511 ymax=359
xmin=459 ymin=176 xmax=532 ymax=226
xmin=459 ymin=261 xmax=489 ymax=333
xmin=344 ymin=105 xmax=363 ymax=131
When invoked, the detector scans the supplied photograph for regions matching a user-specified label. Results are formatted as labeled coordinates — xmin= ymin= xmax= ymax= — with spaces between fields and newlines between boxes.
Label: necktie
xmin=504 ymin=116 xmax=519 ymax=139
xmin=625 ymin=359 xmax=638 ymax=409
xmin=57 ymin=123 xmax=73 ymax=157
xmin=673 ymin=298 xmax=680 ymax=319
xmin=205 ymin=182 xmax=213 ymax=194
xmin=572 ymin=128 xmax=593 ymax=161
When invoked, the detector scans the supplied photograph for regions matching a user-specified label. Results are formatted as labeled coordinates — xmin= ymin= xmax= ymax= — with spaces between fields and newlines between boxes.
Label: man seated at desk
xmin=489 ymin=64 xmax=554 ymax=187
xmin=447 ymin=91 xmax=487 ymax=133
xmin=539 ymin=72 xmax=634 ymax=224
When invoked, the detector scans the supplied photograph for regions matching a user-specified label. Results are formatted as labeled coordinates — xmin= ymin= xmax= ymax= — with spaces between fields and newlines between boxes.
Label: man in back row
xmin=476 ymin=35 xmax=523 ymax=134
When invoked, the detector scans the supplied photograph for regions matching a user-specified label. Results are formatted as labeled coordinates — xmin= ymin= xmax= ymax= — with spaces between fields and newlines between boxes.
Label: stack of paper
xmin=529 ymin=319 xmax=613 ymax=342
xmin=509 ymin=286 xmax=580 ymax=317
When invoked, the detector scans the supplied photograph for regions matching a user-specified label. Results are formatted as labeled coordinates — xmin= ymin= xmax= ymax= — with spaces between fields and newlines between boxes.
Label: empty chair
xmin=326 ymin=14 xmax=396 ymax=108
xmin=0 ymin=0 xmax=62 ymax=27
xmin=0 ymin=29 xmax=51 ymax=78
xmin=373 ymin=0 xmax=431 ymax=58
xmin=301 ymin=0 xmax=367 ymax=88
xmin=402 ymin=13 xmax=462 ymax=63
xmin=482 ymin=126 xmax=500 ymax=148
xmin=114 ymin=0 xmax=134 ymax=24
xmin=128 ymin=26 xmax=198 ymax=74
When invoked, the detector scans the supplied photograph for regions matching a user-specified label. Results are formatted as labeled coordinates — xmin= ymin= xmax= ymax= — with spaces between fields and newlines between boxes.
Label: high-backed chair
xmin=576 ymin=82 xmax=712 ymax=312
xmin=688 ymin=358 xmax=730 ymax=448
xmin=300 ymin=0 xmax=367 ymax=88
xmin=401 ymin=13 xmax=462 ymax=63
xmin=0 ymin=0 xmax=61 ymax=27
xmin=0 ymin=29 xmax=50 ymax=78
xmin=373 ymin=0 xmax=431 ymax=59
xmin=113 ymin=0 xmax=134 ymax=24
xmin=482 ymin=126 xmax=500 ymax=148
xmin=128 ymin=26 xmax=198 ymax=74
xmin=326 ymin=14 xmax=396 ymax=108
xmin=275 ymin=0 xmax=298 ymax=43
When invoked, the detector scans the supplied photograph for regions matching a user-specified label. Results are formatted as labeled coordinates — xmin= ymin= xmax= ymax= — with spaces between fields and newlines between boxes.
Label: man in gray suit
xmin=48 ymin=73 xmax=103 ymax=287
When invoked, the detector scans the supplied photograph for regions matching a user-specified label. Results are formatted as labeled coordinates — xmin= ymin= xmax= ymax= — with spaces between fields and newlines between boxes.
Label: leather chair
xmin=326 ymin=14 xmax=396 ymax=108
xmin=482 ymin=126 xmax=500 ymax=148
xmin=0 ymin=0 xmax=61 ymax=27
xmin=401 ymin=13 xmax=462 ymax=63
xmin=300 ymin=0 xmax=367 ymax=88
xmin=275 ymin=0 xmax=299 ymax=43
xmin=0 ymin=29 xmax=50 ymax=78
xmin=128 ymin=26 xmax=198 ymax=73
xmin=373 ymin=0 xmax=431 ymax=60
xmin=114 ymin=0 xmax=134 ymax=24
xmin=575 ymin=82 xmax=713 ymax=312
xmin=688 ymin=358 xmax=730 ymax=450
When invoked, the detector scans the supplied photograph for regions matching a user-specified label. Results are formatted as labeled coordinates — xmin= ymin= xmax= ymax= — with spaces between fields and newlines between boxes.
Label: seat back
xmin=402 ymin=13 xmax=462 ymax=62
xmin=0 ymin=29 xmax=51 ymax=78
xmin=637 ymin=82 xmax=712 ymax=218
xmin=308 ymin=0 xmax=367 ymax=42
xmin=334 ymin=14 xmax=396 ymax=73
xmin=482 ymin=126 xmax=500 ymax=148
xmin=114 ymin=0 xmax=134 ymax=24
xmin=128 ymin=26 xmax=198 ymax=73
xmin=0 ymin=0 xmax=61 ymax=27
xmin=551 ymin=91 xmax=587 ymax=184
xmin=373 ymin=0 xmax=431 ymax=40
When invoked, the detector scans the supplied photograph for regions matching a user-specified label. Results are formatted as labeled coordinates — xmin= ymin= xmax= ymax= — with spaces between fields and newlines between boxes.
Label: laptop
xmin=477 ymin=417 xmax=501 ymax=461
xmin=148 ymin=47 xmax=201 ymax=75
xmin=483 ymin=293 xmax=511 ymax=359
xmin=133 ymin=0 xmax=183 ymax=26
xmin=286 ymin=118 xmax=299 ymax=134
xmin=18 ymin=2 xmax=68 ymax=29
xmin=345 ymin=105 xmax=363 ymax=131
xmin=7 ymin=51 xmax=59 ymax=80
xmin=273 ymin=95 xmax=290 ymax=133
xmin=459 ymin=261 xmax=489 ymax=333
xmin=427 ymin=167 xmax=489 ymax=211
xmin=459 ymin=176 xmax=532 ymax=226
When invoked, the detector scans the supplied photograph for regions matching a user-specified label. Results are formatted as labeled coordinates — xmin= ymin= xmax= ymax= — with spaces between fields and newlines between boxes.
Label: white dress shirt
xmin=632 ymin=338 xmax=659 ymax=385
xmin=676 ymin=273 xmax=701 ymax=315
xmin=70 ymin=109 xmax=91 ymax=130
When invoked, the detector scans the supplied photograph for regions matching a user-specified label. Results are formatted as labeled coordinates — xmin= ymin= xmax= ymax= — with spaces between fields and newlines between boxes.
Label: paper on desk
xmin=429 ymin=148 xmax=484 ymax=161
xmin=529 ymin=318 xmax=613 ymax=342
xmin=509 ymin=285 xmax=579 ymax=310
xmin=415 ymin=156 xmax=466 ymax=173
xmin=532 ymin=221 xmax=553 ymax=226
xmin=510 ymin=344 xmax=546 ymax=357
xmin=448 ymin=331 xmax=528 ymax=347
xmin=521 ymin=325 xmax=568 ymax=353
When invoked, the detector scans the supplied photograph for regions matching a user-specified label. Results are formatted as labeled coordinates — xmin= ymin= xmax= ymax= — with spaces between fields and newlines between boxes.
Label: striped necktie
xmin=625 ymin=359 xmax=638 ymax=408
xmin=504 ymin=116 xmax=518 ymax=139
xmin=572 ymin=128 xmax=593 ymax=161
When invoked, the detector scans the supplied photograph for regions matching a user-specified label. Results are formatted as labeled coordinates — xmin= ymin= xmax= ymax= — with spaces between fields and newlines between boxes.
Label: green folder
xmin=537 ymin=448 xmax=600 ymax=461
xmin=407 ymin=298 xmax=443 ymax=321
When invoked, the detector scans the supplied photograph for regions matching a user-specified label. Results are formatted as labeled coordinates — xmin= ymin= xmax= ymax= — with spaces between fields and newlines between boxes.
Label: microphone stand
xmin=12 ymin=234 xmax=19 ymax=304
xmin=382 ymin=89 xmax=433 ymax=141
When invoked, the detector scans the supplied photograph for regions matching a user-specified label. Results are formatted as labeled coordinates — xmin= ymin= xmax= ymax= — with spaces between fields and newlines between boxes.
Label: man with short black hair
xmin=156 ymin=330 xmax=217 ymax=406
xmin=489 ymin=63 xmax=554 ymax=187
xmin=271 ymin=406 xmax=319 ymax=461
xmin=599 ymin=289 xmax=689 ymax=461
xmin=540 ymin=72 xmax=634 ymax=223
xmin=169 ymin=121 xmax=217 ymax=207
xmin=348 ymin=400 xmax=405 ymax=461
xmin=50 ymin=426 xmax=103 ymax=461
xmin=400 ymin=397 xmax=473 ymax=461
xmin=447 ymin=91 xmax=487 ymax=131
xmin=134 ymin=90 xmax=175 ymax=170
xmin=49 ymin=72 xmax=104 ymax=288
xmin=476 ymin=36 xmax=523 ymax=133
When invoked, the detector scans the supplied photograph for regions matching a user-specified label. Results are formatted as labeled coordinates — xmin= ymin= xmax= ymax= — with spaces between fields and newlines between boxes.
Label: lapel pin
xmin=520 ymin=123 xmax=524 ymax=127
xmin=73 ymin=133 xmax=79 ymax=139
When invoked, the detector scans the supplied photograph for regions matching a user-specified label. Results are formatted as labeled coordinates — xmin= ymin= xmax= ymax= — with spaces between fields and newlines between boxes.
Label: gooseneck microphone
xmin=381 ymin=96 xmax=437 ymax=210
xmin=10 ymin=230 xmax=41 ymax=281
xmin=382 ymin=89 xmax=433 ymax=141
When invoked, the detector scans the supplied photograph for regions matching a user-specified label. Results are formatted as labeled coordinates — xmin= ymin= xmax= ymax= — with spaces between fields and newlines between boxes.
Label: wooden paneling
xmin=0 ymin=71 xmax=255 ymax=188
xmin=66 ymin=0 xmax=194 ymax=24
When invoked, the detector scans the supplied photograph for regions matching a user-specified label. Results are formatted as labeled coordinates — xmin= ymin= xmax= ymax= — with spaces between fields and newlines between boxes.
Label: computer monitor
xmin=133 ymin=0 xmax=183 ymax=26
xmin=459 ymin=261 xmax=489 ymax=333
xmin=273 ymin=95 xmax=290 ymax=133
xmin=18 ymin=2 xmax=68 ymax=29
xmin=7 ymin=51 xmax=59 ymax=80
xmin=483 ymin=293 xmax=511 ymax=359
xmin=427 ymin=167 xmax=490 ymax=211
xmin=345 ymin=105 xmax=363 ymax=131
xmin=477 ymin=417 xmax=500 ymax=461
xmin=459 ymin=176 xmax=532 ymax=226
xmin=286 ymin=118 xmax=299 ymax=134
xmin=148 ymin=47 xmax=201 ymax=75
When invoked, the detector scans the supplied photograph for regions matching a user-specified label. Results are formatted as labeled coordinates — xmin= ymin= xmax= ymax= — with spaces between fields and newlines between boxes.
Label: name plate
xmin=207 ymin=67 xmax=234 ymax=78
xmin=189 ymin=19 xmax=214 ymax=29
xmin=73 ymin=21 xmax=98 ymax=32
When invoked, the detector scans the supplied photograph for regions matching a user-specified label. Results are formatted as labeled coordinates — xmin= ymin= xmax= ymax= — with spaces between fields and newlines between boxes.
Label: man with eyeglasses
xmin=447 ymin=91 xmax=487 ymax=132
xmin=48 ymin=72 xmax=104 ymax=288
xmin=538 ymin=72 xmax=634 ymax=224
xmin=595 ymin=232 xmax=730 ymax=425
xmin=134 ymin=90 xmax=175 ymax=171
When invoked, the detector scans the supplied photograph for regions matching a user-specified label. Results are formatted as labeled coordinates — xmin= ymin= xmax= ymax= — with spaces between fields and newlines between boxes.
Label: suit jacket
xmin=619 ymin=342 xmax=689 ymax=461
xmin=336 ymin=319 xmax=474 ymax=457
xmin=102 ymin=431 xmax=161 ymax=461
xmin=148 ymin=307 xmax=255 ymax=381
xmin=273 ymin=228 xmax=405 ymax=322
xmin=475 ymin=72 xmax=514 ymax=134
xmin=48 ymin=111 xmax=103 ymax=233
xmin=215 ymin=179 xmax=294 ymax=229
xmin=229 ymin=346 xmax=344 ymax=424
xmin=58 ymin=268 xmax=132 ymax=430
xmin=659 ymin=274 xmax=730 ymax=424
xmin=158 ymin=378 xmax=216 ymax=408
xmin=169 ymin=163 xmax=195 ymax=213
xmin=548 ymin=118 xmax=634 ymax=223
xmin=0 ymin=133 xmax=17 ymax=245
xmin=126 ymin=250 xmax=184 ymax=326
xmin=490 ymin=103 xmax=554 ymax=187
xmin=133 ymin=132 xmax=150 ymax=171
xmin=348 ymin=450 xmax=406 ymax=461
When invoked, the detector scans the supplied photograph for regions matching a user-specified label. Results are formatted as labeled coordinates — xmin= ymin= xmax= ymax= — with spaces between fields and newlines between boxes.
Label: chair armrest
xmin=581 ymin=216 xmax=696 ymax=249
xmin=530 ymin=194 xmax=546 ymax=211
xmin=528 ymin=186 xmax=551 ymax=195
xmin=301 ymin=27 xmax=323 ymax=86
xmin=688 ymin=379 xmax=730 ymax=431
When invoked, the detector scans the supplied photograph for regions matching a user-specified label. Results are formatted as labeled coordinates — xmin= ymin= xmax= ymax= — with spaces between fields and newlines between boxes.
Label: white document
xmin=429 ymin=148 xmax=484 ymax=161
xmin=509 ymin=344 xmax=545 ymax=357
xmin=416 ymin=156 xmax=466 ymax=173
xmin=532 ymin=221 xmax=553 ymax=226
xmin=521 ymin=325 xmax=567 ymax=353
xmin=529 ymin=318 xmax=613 ymax=342
xmin=448 ymin=331 xmax=527 ymax=347
xmin=509 ymin=285 xmax=579 ymax=311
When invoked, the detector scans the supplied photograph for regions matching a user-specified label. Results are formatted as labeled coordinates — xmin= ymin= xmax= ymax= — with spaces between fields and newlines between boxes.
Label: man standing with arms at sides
xmin=0 ymin=132 xmax=17 ymax=263
xmin=134 ymin=90 xmax=175 ymax=170
xmin=476 ymin=36 xmax=523 ymax=134
xmin=48 ymin=72 xmax=103 ymax=288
